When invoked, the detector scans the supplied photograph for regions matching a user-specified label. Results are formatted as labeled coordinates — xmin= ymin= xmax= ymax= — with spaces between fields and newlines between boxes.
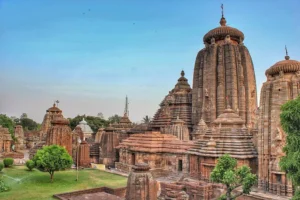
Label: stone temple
xmin=258 ymin=51 xmax=300 ymax=197
xmin=24 ymin=7 xmax=299 ymax=200
xmin=192 ymin=13 xmax=257 ymax=129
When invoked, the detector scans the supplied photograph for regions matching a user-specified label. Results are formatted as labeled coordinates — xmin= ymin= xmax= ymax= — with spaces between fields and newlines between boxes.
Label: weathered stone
xmin=257 ymin=54 xmax=300 ymax=197
xmin=151 ymin=71 xmax=193 ymax=134
xmin=192 ymin=15 xmax=257 ymax=129
xmin=125 ymin=163 xmax=158 ymax=200
xmin=14 ymin=125 xmax=25 ymax=150
xmin=188 ymin=106 xmax=257 ymax=180
xmin=79 ymin=140 xmax=90 ymax=167
xmin=116 ymin=131 xmax=195 ymax=174
xmin=46 ymin=115 xmax=72 ymax=156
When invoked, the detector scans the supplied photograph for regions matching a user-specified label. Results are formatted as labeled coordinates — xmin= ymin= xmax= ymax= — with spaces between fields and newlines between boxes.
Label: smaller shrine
xmin=162 ymin=116 xmax=190 ymax=141
xmin=46 ymin=115 xmax=72 ymax=156
xmin=188 ymin=106 xmax=257 ymax=180
xmin=0 ymin=125 xmax=12 ymax=153
xmin=125 ymin=163 xmax=158 ymax=200
xmin=14 ymin=125 xmax=25 ymax=150
xmin=75 ymin=118 xmax=93 ymax=140
xmin=115 ymin=131 xmax=195 ymax=174
xmin=151 ymin=70 xmax=193 ymax=133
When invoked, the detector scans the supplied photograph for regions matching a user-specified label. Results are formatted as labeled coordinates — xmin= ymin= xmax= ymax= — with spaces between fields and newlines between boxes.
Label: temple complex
xmin=192 ymin=11 xmax=257 ymax=129
xmin=74 ymin=118 xmax=93 ymax=140
xmin=257 ymin=50 xmax=300 ymax=197
xmin=151 ymin=70 xmax=193 ymax=133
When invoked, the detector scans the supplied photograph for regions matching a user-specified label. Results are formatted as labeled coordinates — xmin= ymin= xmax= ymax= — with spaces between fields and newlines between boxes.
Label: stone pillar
xmin=79 ymin=141 xmax=90 ymax=167
xmin=125 ymin=163 xmax=158 ymax=200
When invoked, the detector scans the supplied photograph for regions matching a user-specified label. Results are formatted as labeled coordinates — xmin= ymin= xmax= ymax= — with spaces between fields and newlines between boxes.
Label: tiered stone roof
xmin=151 ymin=71 xmax=192 ymax=131
xmin=116 ymin=131 xmax=195 ymax=153
xmin=188 ymin=107 xmax=257 ymax=159
xmin=112 ymin=113 xmax=133 ymax=130
xmin=265 ymin=55 xmax=300 ymax=76
xmin=203 ymin=16 xmax=244 ymax=44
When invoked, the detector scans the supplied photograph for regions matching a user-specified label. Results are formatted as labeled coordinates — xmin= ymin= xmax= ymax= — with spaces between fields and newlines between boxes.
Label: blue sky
xmin=0 ymin=0 xmax=299 ymax=123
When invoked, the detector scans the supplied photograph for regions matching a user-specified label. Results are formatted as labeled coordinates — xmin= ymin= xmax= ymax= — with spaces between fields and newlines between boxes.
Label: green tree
xmin=142 ymin=115 xmax=151 ymax=123
xmin=280 ymin=96 xmax=300 ymax=199
xmin=33 ymin=145 xmax=73 ymax=182
xmin=20 ymin=117 xmax=39 ymax=131
xmin=25 ymin=160 xmax=35 ymax=171
xmin=20 ymin=113 xmax=28 ymax=119
xmin=0 ymin=114 xmax=15 ymax=135
xmin=210 ymin=154 xmax=257 ymax=200
xmin=108 ymin=114 xmax=122 ymax=124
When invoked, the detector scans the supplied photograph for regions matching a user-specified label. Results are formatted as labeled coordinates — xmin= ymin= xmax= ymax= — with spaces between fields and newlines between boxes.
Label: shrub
xmin=26 ymin=160 xmax=35 ymax=171
xmin=0 ymin=163 xmax=3 ymax=172
xmin=0 ymin=176 xmax=10 ymax=192
xmin=3 ymin=158 xmax=14 ymax=167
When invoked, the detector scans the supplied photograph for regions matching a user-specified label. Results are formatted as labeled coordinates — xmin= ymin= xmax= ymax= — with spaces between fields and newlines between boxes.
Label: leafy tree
xmin=108 ymin=114 xmax=122 ymax=124
xmin=20 ymin=113 xmax=28 ymax=119
xmin=280 ymin=96 xmax=300 ymax=199
xmin=142 ymin=115 xmax=151 ymax=123
xmin=210 ymin=154 xmax=257 ymax=200
xmin=25 ymin=160 xmax=35 ymax=171
xmin=33 ymin=145 xmax=73 ymax=182
xmin=20 ymin=117 xmax=39 ymax=131
xmin=3 ymin=158 xmax=14 ymax=168
xmin=68 ymin=115 xmax=109 ymax=133
xmin=0 ymin=114 xmax=15 ymax=135
xmin=97 ymin=112 xmax=104 ymax=119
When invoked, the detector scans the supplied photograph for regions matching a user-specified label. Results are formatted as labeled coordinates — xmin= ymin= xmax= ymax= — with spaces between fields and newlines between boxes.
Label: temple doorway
xmin=131 ymin=153 xmax=135 ymax=165
xmin=115 ymin=150 xmax=120 ymax=162
xmin=178 ymin=159 xmax=183 ymax=171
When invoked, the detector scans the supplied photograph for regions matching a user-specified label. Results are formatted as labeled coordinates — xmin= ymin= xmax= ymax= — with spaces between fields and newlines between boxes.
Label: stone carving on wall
xmin=211 ymin=37 xmax=215 ymax=45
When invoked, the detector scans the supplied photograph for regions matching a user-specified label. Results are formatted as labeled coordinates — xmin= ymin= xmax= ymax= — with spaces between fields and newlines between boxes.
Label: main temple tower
xmin=192 ymin=8 xmax=257 ymax=128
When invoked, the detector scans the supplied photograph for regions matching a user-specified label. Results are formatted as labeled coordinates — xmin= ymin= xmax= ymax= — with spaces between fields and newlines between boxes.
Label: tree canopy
xmin=142 ymin=115 xmax=151 ymax=123
xmin=33 ymin=145 xmax=73 ymax=182
xmin=210 ymin=154 xmax=257 ymax=200
xmin=0 ymin=114 xmax=15 ymax=135
xmin=108 ymin=114 xmax=122 ymax=124
xmin=280 ymin=96 xmax=300 ymax=199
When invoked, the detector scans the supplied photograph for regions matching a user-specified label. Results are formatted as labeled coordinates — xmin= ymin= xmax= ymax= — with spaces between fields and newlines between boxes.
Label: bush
xmin=0 ymin=177 xmax=10 ymax=192
xmin=26 ymin=160 xmax=35 ymax=171
xmin=0 ymin=163 xmax=3 ymax=172
xmin=3 ymin=158 xmax=14 ymax=167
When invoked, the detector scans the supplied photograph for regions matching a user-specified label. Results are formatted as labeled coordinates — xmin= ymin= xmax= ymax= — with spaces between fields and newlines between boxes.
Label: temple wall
xmin=258 ymin=73 xmax=300 ymax=197
xmin=192 ymin=43 xmax=257 ymax=128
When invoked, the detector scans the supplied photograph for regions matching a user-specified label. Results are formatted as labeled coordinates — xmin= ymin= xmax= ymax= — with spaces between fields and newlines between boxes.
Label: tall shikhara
xmin=192 ymin=13 xmax=257 ymax=128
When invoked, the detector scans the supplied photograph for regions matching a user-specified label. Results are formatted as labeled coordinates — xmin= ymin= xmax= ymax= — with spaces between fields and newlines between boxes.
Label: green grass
xmin=0 ymin=166 xmax=127 ymax=200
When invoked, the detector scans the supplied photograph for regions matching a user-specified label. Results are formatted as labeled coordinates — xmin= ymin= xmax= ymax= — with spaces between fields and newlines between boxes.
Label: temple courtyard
xmin=0 ymin=166 xmax=127 ymax=200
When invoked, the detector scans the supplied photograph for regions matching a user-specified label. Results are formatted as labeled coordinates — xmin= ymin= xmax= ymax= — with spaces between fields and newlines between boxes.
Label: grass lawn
xmin=0 ymin=166 xmax=127 ymax=200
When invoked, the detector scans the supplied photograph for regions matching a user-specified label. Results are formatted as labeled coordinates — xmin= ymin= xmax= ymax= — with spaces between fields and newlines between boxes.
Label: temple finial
xmin=285 ymin=45 xmax=290 ymax=60
xmin=221 ymin=4 xmax=224 ymax=18
xmin=220 ymin=4 xmax=227 ymax=26
xmin=124 ymin=95 xmax=129 ymax=116
xmin=181 ymin=70 xmax=185 ymax=77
